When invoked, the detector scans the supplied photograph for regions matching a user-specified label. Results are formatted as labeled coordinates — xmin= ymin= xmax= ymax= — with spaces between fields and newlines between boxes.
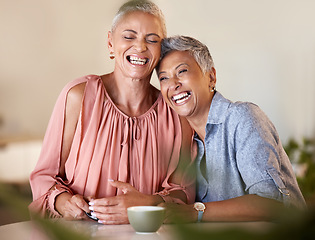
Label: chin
xmin=170 ymin=102 xmax=192 ymax=116
xmin=173 ymin=108 xmax=190 ymax=118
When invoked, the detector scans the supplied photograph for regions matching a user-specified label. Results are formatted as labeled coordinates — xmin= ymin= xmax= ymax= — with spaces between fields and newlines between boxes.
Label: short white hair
xmin=111 ymin=0 xmax=167 ymax=38
xmin=160 ymin=35 xmax=214 ymax=74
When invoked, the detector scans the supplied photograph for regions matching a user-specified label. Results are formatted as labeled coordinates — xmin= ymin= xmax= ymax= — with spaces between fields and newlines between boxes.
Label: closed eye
xmin=178 ymin=69 xmax=188 ymax=75
xmin=124 ymin=36 xmax=135 ymax=40
xmin=146 ymin=34 xmax=160 ymax=44
xmin=159 ymin=76 xmax=168 ymax=82
xmin=147 ymin=40 xmax=158 ymax=43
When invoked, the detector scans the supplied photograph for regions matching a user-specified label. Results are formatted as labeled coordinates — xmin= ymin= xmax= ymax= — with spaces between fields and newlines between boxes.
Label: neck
xmin=187 ymin=112 xmax=208 ymax=141
xmin=102 ymin=72 xmax=158 ymax=117
xmin=187 ymin=93 xmax=215 ymax=141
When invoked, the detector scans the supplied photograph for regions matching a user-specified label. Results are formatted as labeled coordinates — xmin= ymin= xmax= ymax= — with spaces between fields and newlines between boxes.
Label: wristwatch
xmin=194 ymin=202 xmax=206 ymax=222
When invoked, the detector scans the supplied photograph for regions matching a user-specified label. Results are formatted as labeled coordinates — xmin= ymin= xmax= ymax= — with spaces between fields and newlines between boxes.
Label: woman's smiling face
xmin=158 ymin=50 xmax=215 ymax=119
xmin=108 ymin=11 xmax=163 ymax=81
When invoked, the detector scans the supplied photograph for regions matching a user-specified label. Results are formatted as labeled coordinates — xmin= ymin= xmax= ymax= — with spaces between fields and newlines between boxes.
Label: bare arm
xmin=163 ymin=194 xmax=284 ymax=223
xmin=202 ymin=194 xmax=283 ymax=222
xmin=54 ymin=83 xmax=90 ymax=219
xmin=58 ymin=82 xmax=86 ymax=178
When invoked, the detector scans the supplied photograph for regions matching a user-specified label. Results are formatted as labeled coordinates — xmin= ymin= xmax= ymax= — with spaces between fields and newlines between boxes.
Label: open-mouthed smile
xmin=171 ymin=91 xmax=191 ymax=105
xmin=127 ymin=55 xmax=149 ymax=66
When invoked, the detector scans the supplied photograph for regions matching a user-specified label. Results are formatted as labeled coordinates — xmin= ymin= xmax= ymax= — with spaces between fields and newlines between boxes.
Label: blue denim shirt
xmin=195 ymin=91 xmax=306 ymax=209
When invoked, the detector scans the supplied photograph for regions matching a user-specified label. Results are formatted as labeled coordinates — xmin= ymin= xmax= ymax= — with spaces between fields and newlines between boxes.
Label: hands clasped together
xmin=61 ymin=180 xmax=156 ymax=224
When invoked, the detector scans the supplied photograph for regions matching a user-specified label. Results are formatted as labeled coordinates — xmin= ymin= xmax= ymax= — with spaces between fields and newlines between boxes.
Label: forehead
xmin=114 ymin=11 xmax=163 ymax=35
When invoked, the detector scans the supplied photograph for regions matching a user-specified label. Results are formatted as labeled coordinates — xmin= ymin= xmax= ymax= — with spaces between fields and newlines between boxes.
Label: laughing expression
xmin=108 ymin=11 xmax=163 ymax=81
xmin=158 ymin=51 xmax=215 ymax=119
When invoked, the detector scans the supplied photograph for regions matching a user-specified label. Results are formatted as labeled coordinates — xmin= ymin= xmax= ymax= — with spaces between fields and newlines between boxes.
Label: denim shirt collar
xmin=207 ymin=91 xmax=232 ymax=125
xmin=194 ymin=91 xmax=232 ymax=140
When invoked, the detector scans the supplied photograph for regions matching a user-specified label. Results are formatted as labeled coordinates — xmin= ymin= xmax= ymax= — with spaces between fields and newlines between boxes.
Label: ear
xmin=209 ymin=67 xmax=217 ymax=86
xmin=107 ymin=31 xmax=114 ymax=52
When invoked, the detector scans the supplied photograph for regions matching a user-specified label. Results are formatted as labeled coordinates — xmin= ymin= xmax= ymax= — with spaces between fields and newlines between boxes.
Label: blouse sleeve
xmin=29 ymin=77 xmax=88 ymax=217
xmin=154 ymin=104 xmax=196 ymax=204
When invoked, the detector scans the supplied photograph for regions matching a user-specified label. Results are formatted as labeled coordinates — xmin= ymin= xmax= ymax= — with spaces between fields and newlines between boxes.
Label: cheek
xmin=159 ymin=84 xmax=167 ymax=96
xmin=113 ymin=40 xmax=129 ymax=52
xmin=150 ymin=46 xmax=161 ymax=58
xmin=159 ymin=84 xmax=170 ymax=100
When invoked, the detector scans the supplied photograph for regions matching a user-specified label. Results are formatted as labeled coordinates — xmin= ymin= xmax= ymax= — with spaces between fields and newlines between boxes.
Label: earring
xmin=210 ymin=86 xmax=216 ymax=92
xmin=109 ymin=52 xmax=115 ymax=59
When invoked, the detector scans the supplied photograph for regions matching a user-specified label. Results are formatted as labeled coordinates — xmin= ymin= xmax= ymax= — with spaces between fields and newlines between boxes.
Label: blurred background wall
xmin=0 ymin=0 xmax=314 ymax=144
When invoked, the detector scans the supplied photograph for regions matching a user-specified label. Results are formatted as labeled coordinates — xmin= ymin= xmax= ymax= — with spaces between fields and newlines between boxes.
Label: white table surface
xmin=0 ymin=220 xmax=275 ymax=240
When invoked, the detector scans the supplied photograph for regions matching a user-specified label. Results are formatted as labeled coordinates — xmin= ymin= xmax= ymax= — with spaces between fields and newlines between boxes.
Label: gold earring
xmin=109 ymin=52 xmax=115 ymax=59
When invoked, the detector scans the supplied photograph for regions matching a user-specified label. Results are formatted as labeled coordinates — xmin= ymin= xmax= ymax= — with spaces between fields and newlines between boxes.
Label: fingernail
xmin=98 ymin=220 xmax=104 ymax=224
xmin=89 ymin=206 xmax=94 ymax=211
xmin=91 ymin=212 xmax=97 ymax=217
xmin=89 ymin=201 xmax=94 ymax=206
xmin=108 ymin=179 xmax=114 ymax=182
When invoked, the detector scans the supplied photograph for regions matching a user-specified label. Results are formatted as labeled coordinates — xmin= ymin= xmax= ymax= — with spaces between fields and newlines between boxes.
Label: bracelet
xmin=154 ymin=189 xmax=173 ymax=203
xmin=154 ymin=190 xmax=186 ymax=204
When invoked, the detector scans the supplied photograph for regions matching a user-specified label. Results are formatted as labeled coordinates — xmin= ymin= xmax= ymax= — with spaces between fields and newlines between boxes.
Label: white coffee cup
xmin=127 ymin=206 xmax=165 ymax=233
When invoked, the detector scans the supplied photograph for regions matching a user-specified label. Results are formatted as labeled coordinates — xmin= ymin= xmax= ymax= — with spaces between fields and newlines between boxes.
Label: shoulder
xmin=211 ymin=92 xmax=266 ymax=125
xmin=226 ymin=101 xmax=278 ymax=140
xmin=229 ymin=101 xmax=264 ymax=120
xmin=65 ymin=74 xmax=100 ymax=93
xmin=226 ymin=101 xmax=267 ymax=129
xmin=65 ymin=75 xmax=101 ymax=112
xmin=66 ymin=74 xmax=101 ymax=99
xmin=211 ymin=93 xmax=274 ymax=133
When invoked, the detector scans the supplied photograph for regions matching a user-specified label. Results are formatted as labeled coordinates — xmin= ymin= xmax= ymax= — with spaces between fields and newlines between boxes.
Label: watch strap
xmin=197 ymin=210 xmax=204 ymax=222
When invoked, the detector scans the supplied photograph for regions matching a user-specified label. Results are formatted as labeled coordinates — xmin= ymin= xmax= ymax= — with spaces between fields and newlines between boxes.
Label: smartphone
xmin=85 ymin=211 xmax=99 ymax=221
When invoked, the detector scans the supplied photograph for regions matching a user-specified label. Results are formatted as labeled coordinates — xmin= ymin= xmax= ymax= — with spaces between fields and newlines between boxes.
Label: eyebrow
xmin=158 ymin=63 xmax=188 ymax=77
xmin=175 ymin=63 xmax=188 ymax=70
xmin=146 ymin=33 xmax=161 ymax=38
xmin=123 ymin=29 xmax=137 ymax=34
xmin=123 ymin=29 xmax=161 ymax=38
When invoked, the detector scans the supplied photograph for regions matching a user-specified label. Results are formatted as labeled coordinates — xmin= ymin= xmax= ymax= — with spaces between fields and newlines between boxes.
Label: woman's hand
xmin=89 ymin=180 xmax=162 ymax=224
xmin=55 ymin=192 xmax=90 ymax=220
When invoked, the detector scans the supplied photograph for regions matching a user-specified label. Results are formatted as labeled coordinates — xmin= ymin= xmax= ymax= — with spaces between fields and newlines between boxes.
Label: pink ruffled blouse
xmin=29 ymin=75 xmax=195 ymax=217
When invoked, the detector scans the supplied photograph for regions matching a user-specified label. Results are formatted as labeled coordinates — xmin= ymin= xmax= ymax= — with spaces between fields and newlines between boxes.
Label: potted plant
xmin=284 ymin=137 xmax=315 ymax=204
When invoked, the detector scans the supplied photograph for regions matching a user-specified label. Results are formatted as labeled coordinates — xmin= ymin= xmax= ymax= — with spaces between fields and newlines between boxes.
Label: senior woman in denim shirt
xmin=157 ymin=35 xmax=306 ymax=222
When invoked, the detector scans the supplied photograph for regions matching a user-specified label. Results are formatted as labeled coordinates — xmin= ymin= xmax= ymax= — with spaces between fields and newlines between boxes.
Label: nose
xmin=134 ymin=39 xmax=147 ymax=52
xmin=169 ymin=76 xmax=182 ymax=91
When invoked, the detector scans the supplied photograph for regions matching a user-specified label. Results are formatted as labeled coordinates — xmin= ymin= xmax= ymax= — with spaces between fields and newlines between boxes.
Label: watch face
xmin=194 ymin=202 xmax=205 ymax=211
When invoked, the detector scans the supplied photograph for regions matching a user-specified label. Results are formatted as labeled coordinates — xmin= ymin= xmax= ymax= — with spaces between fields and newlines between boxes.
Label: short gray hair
xmin=160 ymin=35 xmax=214 ymax=74
xmin=111 ymin=0 xmax=167 ymax=38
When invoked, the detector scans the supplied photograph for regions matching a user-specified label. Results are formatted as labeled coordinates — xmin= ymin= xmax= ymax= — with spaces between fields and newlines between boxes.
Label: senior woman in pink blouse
xmin=29 ymin=0 xmax=194 ymax=225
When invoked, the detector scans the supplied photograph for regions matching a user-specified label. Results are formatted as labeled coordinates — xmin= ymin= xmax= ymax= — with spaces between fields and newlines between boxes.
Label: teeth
xmin=130 ymin=60 xmax=145 ymax=65
xmin=172 ymin=92 xmax=190 ymax=104
xmin=130 ymin=56 xmax=146 ymax=62
xmin=128 ymin=56 xmax=147 ymax=65
xmin=172 ymin=92 xmax=189 ymax=101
